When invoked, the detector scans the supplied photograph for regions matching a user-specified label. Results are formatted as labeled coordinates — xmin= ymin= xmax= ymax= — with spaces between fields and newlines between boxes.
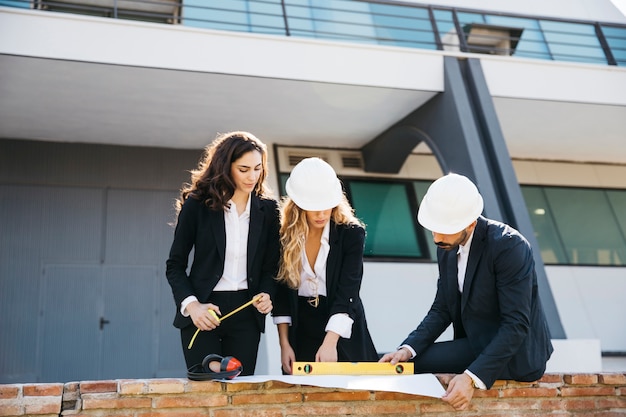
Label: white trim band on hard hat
xmin=285 ymin=157 xmax=343 ymax=211
xmin=417 ymin=173 xmax=484 ymax=234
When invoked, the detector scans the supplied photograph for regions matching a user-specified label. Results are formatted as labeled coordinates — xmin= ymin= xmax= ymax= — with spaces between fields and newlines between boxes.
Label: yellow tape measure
xmin=292 ymin=362 xmax=414 ymax=375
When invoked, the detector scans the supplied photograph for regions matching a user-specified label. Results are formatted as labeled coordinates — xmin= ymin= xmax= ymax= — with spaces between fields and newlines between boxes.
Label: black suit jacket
xmin=166 ymin=194 xmax=280 ymax=331
xmin=273 ymin=222 xmax=379 ymax=361
xmin=403 ymin=216 xmax=553 ymax=388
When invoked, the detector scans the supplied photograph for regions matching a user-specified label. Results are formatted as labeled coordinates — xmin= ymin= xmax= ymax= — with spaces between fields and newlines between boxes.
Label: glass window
xmin=601 ymin=25 xmax=626 ymax=66
xmin=183 ymin=0 xmax=284 ymax=34
xmin=0 ymin=0 xmax=30 ymax=8
xmin=541 ymin=187 xmax=626 ymax=265
xmin=286 ymin=0 xmax=376 ymax=41
xmin=348 ymin=181 xmax=424 ymax=258
xmin=413 ymin=181 xmax=438 ymax=262
xmin=540 ymin=20 xmax=607 ymax=64
xmin=606 ymin=190 xmax=626 ymax=244
xmin=432 ymin=9 xmax=457 ymax=50
xmin=370 ymin=3 xmax=437 ymax=49
xmin=520 ymin=186 xmax=568 ymax=264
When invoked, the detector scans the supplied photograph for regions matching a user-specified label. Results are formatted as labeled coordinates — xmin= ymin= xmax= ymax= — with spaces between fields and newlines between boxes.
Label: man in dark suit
xmin=380 ymin=173 xmax=553 ymax=410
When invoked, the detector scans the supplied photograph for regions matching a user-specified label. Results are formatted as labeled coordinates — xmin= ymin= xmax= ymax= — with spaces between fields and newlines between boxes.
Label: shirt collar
xmin=457 ymin=229 xmax=475 ymax=257
xmin=227 ymin=196 xmax=251 ymax=217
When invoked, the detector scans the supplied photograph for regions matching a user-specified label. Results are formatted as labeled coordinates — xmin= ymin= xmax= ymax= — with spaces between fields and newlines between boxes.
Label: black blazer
xmin=403 ymin=216 xmax=553 ymax=388
xmin=166 ymin=194 xmax=280 ymax=331
xmin=273 ymin=222 xmax=379 ymax=361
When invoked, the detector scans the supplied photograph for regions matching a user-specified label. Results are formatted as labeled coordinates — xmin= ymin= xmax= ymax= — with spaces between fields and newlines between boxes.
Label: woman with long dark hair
xmin=166 ymin=131 xmax=280 ymax=375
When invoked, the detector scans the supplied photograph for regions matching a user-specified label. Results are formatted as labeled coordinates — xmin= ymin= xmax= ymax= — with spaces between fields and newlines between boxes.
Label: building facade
xmin=1 ymin=0 xmax=625 ymax=383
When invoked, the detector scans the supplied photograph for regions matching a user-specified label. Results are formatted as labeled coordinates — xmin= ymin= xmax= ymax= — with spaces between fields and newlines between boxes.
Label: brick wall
xmin=1 ymin=373 xmax=624 ymax=417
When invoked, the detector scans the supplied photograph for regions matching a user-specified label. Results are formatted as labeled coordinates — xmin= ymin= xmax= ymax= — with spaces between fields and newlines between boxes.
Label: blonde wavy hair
xmin=276 ymin=194 xmax=365 ymax=289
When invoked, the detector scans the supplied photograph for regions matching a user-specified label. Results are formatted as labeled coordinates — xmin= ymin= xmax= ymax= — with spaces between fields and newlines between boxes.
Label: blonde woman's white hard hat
xmin=285 ymin=157 xmax=342 ymax=211
xmin=417 ymin=173 xmax=484 ymax=234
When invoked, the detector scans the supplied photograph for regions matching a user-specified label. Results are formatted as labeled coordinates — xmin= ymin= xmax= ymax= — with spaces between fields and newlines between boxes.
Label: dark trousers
xmin=412 ymin=338 xmax=513 ymax=380
xmin=180 ymin=290 xmax=261 ymax=376
xmin=294 ymin=295 xmax=331 ymax=362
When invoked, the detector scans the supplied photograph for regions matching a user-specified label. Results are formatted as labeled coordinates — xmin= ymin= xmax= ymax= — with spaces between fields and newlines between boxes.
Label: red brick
xmin=0 ymin=385 xmax=20 ymax=399
xmin=80 ymin=380 xmax=118 ymax=393
xmin=147 ymin=379 xmax=185 ymax=394
xmin=153 ymin=394 xmax=228 ymax=408
xmin=304 ymin=390 xmax=370 ymax=402
xmin=374 ymin=391 xmax=426 ymax=400
xmin=560 ymin=386 xmax=616 ymax=396
xmin=539 ymin=373 xmax=563 ymax=384
xmin=599 ymin=373 xmax=626 ymax=385
xmin=0 ymin=404 xmax=22 ymax=416
xmin=82 ymin=396 xmax=152 ymax=410
xmin=23 ymin=396 xmax=61 ymax=415
xmin=501 ymin=387 xmax=559 ymax=397
xmin=473 ymin=389 xmax=499 ymax=398
xmin=119 ymin=380 xmax=147 ymax=395
xmin=22 ymin=383 xmax=62 ymax=397
xmin=136 ymin=412 xmax=207 ymax=417
xmin=214 ymin=409 xmax=283 ymax=417
xmin=354 ymin=402 xmax=417 ymax=415
xmin=419 ymin=400 xmax=456 ymax=413
xmin=186 ymin=380 xmax=223 ymax=393
xmin=224 ymin=381 xmax=261 ymax=392
xmin=540 ymin=398 xmax=596 ymax=411
xmin=231 ymin=391 xmax=302 ymax=405
xmin=596 ymin=396 xmax=626 ymax=409
xmin=283 ymin=404 xmax=354 ymax=415
xmin=564 ymin=374 xmax=598 ymax=385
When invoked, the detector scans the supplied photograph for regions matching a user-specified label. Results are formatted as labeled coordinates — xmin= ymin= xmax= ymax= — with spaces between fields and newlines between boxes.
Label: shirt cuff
xmin=180 ymin=295 xmax=198 ymax=317
xmin=273 ymin=316 xmax=292 ymax=326
xmin=464 ymin=369 xmax=487 ymax=390
xmin=398 ymin=344 xmax=417 ymax=359
xmin=325 ymin=313 xmax=354 ymax=339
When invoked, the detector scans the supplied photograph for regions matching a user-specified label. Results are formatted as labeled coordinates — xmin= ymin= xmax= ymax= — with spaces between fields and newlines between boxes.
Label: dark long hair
xmin=175 ymin=131 xmax=271 ymax=213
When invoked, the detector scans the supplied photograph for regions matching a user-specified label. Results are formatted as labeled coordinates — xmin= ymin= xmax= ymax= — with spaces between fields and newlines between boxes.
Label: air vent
xmin=341 ymin=154 xmax=363 ymax=169
xmin=287 ymin=153 xmax=329 ymax=167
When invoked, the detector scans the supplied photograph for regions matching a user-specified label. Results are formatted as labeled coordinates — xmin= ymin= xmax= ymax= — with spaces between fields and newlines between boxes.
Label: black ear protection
xmin=187 ymin=354 xmax=243 ymax=381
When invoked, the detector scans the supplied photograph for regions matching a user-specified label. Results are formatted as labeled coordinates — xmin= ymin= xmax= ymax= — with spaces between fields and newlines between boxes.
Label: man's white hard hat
xmin=285 ymin=157 xmax=342 ymax=211
xmin=417 ymin=173 xmax=484 ymax=234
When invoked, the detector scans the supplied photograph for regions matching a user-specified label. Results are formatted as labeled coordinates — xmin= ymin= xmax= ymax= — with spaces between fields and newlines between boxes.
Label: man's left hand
xmin=441 ymin=373 xmax=475 ymax=410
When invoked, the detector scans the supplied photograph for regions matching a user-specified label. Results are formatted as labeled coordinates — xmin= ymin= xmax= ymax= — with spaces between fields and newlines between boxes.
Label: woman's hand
xmin=187 ymin=301 xmax=221 ymax=331
xmin=253 ymin=292 xmax=273 ymax=315
xmin=315 ymin=331 xmax=339 ymax=362
xmin=280 ymin=343 xmax=296 ymax=374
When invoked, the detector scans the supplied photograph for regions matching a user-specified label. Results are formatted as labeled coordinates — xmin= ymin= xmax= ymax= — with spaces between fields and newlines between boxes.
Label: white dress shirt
xmin=274 ymin=222 xmax=354 ymax=338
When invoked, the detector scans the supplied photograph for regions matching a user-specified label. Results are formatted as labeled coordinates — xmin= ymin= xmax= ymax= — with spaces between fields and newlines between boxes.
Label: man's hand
xmin=378 ymin=347 xmax=411 ymax=364
xmin=441 ymin=373 xmax=475 ymax=411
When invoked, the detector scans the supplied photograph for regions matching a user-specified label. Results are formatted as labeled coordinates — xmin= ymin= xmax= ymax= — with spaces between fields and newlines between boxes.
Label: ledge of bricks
xmin=0 ymin=373 xmax=624 ymax=417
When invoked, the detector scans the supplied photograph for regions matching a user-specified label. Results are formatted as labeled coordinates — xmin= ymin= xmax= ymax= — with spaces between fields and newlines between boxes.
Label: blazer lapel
xmin=325 ymin=223 xmax=340 ymax=295
xmin=444 ymin=249 xmax=459 ymax=310
xmin=247 ymin=195 xmax=263 ymax=277
xmin=211 ymin=206 xmax=226 ymax=264
xmin=461 ymin=216 xmax=487 ymax=311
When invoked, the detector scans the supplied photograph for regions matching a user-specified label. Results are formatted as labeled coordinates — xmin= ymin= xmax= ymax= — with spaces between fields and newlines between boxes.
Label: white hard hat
xmin=285 ymin=157 xmax=342 ymax=211
xmin=417 ymin=173 xmax=484 ymax=234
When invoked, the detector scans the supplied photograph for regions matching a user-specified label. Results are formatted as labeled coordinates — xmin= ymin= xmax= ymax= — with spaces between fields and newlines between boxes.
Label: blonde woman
xmin=273 ymin=157 xmax=378 ymax=374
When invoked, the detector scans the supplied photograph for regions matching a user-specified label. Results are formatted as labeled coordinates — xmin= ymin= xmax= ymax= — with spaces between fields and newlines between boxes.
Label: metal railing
xmin=2 ymin=0 xmax=625 ymax=66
